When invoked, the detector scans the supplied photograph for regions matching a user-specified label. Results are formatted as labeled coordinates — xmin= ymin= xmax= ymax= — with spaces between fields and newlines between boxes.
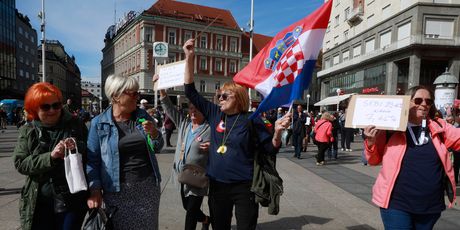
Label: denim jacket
xmin=86 ymin=106 xmax=164 ymax=192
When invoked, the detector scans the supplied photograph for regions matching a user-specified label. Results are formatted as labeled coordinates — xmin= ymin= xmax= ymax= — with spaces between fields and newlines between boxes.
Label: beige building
xmin=318 ymin=0 xmax=460 ymax=103
xmin=101 ymin=0 xmax=270 ymax=106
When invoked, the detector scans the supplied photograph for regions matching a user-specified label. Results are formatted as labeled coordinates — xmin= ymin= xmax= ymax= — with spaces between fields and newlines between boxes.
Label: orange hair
xmin=221 ymin=82 xmax=249 ymax=113
xmin=24 ymin=82 xmax=63 ymax=121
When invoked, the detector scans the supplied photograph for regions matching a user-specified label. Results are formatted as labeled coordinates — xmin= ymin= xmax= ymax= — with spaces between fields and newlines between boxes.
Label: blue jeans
xmin=380 ymin=208 xmax=441 ymax=230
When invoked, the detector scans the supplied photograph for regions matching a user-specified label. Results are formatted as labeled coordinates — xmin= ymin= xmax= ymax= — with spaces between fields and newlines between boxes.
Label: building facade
xmin=0 ymin=0 xmax=17 ymax=99
xmin=16 ymin=10 xmax=38 ymax=95
xmin=319 ymin=0 xmax=460 ymax=101
xmin=38 ymin=40 xmax=82 ymax=107
xmin=101 ymin=0 xmax=272 ymax=107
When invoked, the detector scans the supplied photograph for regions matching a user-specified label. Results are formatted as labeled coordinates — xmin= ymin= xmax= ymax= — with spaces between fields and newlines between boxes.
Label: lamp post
xmin=433 ymin=68 xmax=458 ymax=117
xmin=306 ymin=94 xmax=311 ymax=113
xmin=39 ymin=0 xmax=46 ymax=82
xmin=248 ymin=0 xmax=254 ymax=111
xmin=336 ymin=88 xmax=341 ymax=112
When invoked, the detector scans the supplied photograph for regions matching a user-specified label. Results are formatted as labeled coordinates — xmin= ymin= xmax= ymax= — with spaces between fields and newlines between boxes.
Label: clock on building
xmin=153 ymin=42 xmax=168 ymax=57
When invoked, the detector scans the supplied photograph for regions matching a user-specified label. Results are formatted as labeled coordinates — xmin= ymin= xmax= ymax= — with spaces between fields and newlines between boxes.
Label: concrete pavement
xmin=1 ymin=126 xmax=460 ymax=229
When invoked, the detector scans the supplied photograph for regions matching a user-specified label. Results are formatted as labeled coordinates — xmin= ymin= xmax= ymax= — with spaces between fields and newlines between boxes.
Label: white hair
xmin=104 ymin=74 xmax=139 ymax=101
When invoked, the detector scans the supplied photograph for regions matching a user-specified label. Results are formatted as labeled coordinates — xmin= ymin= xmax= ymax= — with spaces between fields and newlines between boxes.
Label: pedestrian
xmin=182 ymin=38 xmax=291 ymax=230
xmin=140 ymin=98 xmax=148 ymax=110
xmin=328 ymin=112 xmax=340 ymax=159
xmin=164 ymin=113 xmax=176 ymax=147
xmin=0 ymin=108 xmax=7 ymax=130
xmin=13 ymin=82 xmax=88 ymax=230
xmin=446 ymin=114 xmax=460 ymax=184
xmin=292 ymin=105 xmax=306 ymax=159
xmin=314 ymin=112 xmax=334 ymax=165
xmin=63 ymin=98 xmax=78 ymax=117
xmin=86 ymin=74 xmax=164 ymax=230
xmin=339 ymin=109 xmax=353 ymax=152
xmin=154 ymin=74 xmax=211 ymax=230
xmin=363 ymin=85 xmax=460 ymax=229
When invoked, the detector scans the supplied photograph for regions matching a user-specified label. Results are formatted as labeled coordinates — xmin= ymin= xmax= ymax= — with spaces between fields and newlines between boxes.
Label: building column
xmin=408 ymin=52 xmax=421 ymax=88
xmin=449 ymin=56 xmax=460 ymax=81
xmin=385 ymin=61 xmax=398 ymax=95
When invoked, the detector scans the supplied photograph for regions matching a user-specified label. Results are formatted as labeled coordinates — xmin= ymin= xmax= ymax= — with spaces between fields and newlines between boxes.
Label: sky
xmin=16 ymin=0 xmax=324 ymax=83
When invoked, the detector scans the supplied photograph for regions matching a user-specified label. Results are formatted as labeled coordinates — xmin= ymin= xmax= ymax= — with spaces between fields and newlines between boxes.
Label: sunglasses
xmin=123 ymin=91 xmax=140 ymax=98
xmin=40 ymin=102 xmax=62 ymax=111
xmin=412 ymin=98 xmax=434 ymax=106
xmin=217 ymin=93 xmax=232 ymax=101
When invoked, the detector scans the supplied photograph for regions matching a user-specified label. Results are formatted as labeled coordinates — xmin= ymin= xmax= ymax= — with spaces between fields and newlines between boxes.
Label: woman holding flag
xmin=182 ymin=38 xmax=291 ymax=229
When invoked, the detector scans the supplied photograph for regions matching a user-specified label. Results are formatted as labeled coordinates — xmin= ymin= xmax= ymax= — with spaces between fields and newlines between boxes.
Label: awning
xmin=314 ymin=93 xmax=355 ymax=106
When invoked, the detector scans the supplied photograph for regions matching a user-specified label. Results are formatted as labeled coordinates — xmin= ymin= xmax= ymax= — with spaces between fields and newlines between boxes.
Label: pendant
xmin=217 ymin=145 xmax=227 ymax=154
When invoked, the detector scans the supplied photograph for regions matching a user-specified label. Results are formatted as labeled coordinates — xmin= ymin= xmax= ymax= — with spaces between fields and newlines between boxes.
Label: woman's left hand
xmin=199 ymin=141 xmax=210 ymax=152
xmin=142 ymin=120 xmax=158 ymax=138
xmin=275 ymin=112 xmax=292 ymax=133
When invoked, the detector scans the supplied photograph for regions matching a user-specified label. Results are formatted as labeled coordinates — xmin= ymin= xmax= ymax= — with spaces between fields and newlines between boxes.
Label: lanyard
xmin=407 ymin=119 xmax=428 ymax=146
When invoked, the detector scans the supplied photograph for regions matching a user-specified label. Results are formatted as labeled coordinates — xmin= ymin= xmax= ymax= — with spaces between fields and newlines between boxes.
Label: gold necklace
xmin=217 ymin=113 xmax=240 ymax=154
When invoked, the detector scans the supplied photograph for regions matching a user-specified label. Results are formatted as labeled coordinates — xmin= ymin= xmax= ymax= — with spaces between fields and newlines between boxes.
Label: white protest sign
xmin=345 ymin=95 xmax=410 ymax=131
xmin=156 ymin=60 xmax=186 ymax=90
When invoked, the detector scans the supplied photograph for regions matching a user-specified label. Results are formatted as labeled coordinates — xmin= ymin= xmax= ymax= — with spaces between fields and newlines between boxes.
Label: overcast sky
xmin=16 ymin=0 xmax=323 ymax=83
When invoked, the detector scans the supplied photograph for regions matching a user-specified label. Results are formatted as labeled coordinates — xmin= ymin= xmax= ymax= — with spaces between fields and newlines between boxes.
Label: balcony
xmin=347 ymin=6 xmax=364 ymax=26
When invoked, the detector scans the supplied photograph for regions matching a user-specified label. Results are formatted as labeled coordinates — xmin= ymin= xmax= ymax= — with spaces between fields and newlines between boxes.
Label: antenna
xmin=114 ymin=0 xmax=117 ymax=25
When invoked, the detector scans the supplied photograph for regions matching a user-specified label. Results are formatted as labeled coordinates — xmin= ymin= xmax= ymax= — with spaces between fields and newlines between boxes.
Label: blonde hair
xmin=221 ymin=82 xmax=249 ymax=113
xmin=321 ymin=112 xmax=334 ymax=121
xmin=104 ymin=74 xmax=139 ymax=101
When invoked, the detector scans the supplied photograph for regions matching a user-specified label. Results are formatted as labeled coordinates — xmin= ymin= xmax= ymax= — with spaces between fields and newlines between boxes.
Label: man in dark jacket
xmin=292 ymin=105 xmax=306 ymax=159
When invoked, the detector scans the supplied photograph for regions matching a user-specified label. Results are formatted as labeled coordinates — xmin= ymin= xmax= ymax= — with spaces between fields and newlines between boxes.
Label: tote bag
xmin=64 ymin=138 xmax=88 ymax=193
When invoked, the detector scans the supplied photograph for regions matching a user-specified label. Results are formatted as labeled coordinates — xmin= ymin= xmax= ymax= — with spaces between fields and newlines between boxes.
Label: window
xmin=325 ymin=40 xmax=330 ymax=50
xmin=344 ymin=8 xmax=350 ymax=21
xmin=400 ymin=0 xmax=411 ymax=9
xmin=168 ymin=29 xmax=176 ymax=44
xmin=344 ymin=30 xmax=349 ymax=40
xmin=380 ymin=31 xmax=391 ymax=48
xmin=200 ymin=56 xmax=207 ymax=70
xmin=26 ymin=72 xmax=29 ymax=79
xmin=31 ymin=62 xmax=35 ymax=68
xmin=216 ymin=36 xmax=223 ymax=51
xmin=229 ymin=60 xmax=237 ymax=73
xmin=343 ymin=50 xmax=350 ymax=61
xmin=184 ymin=30 xmax=192 ymax=43
xmin=18 ymin=27 xmax=23 ymax=35
xmin=19 ymin=41 xmax=23 ymax=49
xmin=25 ymin=45 xmax=29 ymax=52
xmin=19 ymin=69 xmax=24 ymax=76
xmin=397 ymin=22 xmax=411 ymax=40
xmin=334 ymin=35 xmax=339 ymax=46
xmin=215 ymin=81 xmax=220 ymax=90
xmin=215 ymin=58 xmax=222 ymax=72
xmin=333 ymin=54 xmax=340 ymax=65
xmin=229 ymin=37 xmax=237 ymax=52
xmin=144 ymin=27 xmax=152 ymax=42
xmin=425 ymin=18 xmax=454 ymax=39
xmin=382 ymin=4 xmax=391 ymax=18
xmin=26 ymin=59 xmax=29 ymax=66
xmin=325 ymin=58 xmax=331 ymax=68
xmin=335 ymin=15 xmax=340 ymax=27
xmin=434 ymin=0 xmax=450 ymax=2
xmin=365 ymin=38 xmax=375 ymax=53
xmin=168 ymin=54 xmax=176 ymax=64
xmin=200 ymin=33 xmax=207 ymax=48
xmin=200 ymin=80 xmax=206 ymax=92
xmin=353 ymin=44 xmax=361 ymax=57
xmin=367 ymin=14 xmax=375 ymax=27
xmin=19 ymin=56 xmax=23 ymax=63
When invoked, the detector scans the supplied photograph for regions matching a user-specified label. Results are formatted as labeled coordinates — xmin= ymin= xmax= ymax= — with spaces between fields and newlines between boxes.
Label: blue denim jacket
xmin=86 ymin=106 xmax=164 ymax=192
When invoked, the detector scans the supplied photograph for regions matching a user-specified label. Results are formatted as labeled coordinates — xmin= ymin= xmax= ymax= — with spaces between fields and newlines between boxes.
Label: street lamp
xmin=306 ymin=94 xmax=311 ymax=113
xmin=433 ymin=68 xmax=458 ymax=117
xmin=336 ymin=88 xmax=341 ymax=112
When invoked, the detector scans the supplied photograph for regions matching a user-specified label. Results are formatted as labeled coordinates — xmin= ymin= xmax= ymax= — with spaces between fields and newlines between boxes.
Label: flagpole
xmin=248 ymin=0 xmax=254 ymax=111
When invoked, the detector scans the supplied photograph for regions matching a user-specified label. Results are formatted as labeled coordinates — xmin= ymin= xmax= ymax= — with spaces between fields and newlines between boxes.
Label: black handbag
xmin=177 ymin=164 xmax=209 ymax=189
xmin=81 ymin=207 xmax=117 ymax=230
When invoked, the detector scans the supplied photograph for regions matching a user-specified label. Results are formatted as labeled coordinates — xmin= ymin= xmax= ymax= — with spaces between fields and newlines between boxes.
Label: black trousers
xmin=292 ymin=133 xmax=303 ymax=158
xmin=453 ymin=151 xmax=460 ymax=184
xmin=165 ymin=129 xmax=174 ymax=146
xmin=180 ymin=184 xmax=206 ymax=230
xmin=316 ymin=142 xmax=330 ymax=163
xmin=208 ymin=180 xmax=259 ymax=230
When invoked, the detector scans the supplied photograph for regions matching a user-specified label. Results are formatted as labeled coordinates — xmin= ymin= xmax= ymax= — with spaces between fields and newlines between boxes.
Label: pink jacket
xmin=365 ymin=118 xmax=460 ymax=209
xmin=314 ymin=119 xmax=334 ymax=143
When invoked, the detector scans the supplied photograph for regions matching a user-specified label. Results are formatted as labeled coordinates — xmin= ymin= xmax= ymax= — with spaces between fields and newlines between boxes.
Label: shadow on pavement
xmin=252 ymin=215 xmax=333 ymax=230
xmin=346 ymin=224 xmax=376 ymax=230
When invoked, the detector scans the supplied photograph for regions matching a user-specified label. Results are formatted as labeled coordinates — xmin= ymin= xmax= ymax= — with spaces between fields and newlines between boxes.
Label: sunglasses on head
xmin=412 ymin=98 xmax=434 ymax=106
xmin=217 ymin=93 xmax=232 ymax=101
xmin=40 ymin=102 xmax=62 ymax=111
xmin=123 ymin=91 xmax=140 ymax=98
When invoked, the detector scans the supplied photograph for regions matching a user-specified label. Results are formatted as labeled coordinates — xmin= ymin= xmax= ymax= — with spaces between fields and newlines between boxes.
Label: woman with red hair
xmin=13 ymin=82 xmax=88 ymax=230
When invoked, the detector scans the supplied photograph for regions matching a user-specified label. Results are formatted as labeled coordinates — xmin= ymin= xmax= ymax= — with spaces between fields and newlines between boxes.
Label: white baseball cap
xmin=140 ymin=99 xmax=148 ymax=104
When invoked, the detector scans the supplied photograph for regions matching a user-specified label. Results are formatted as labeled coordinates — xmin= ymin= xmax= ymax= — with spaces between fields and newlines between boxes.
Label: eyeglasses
xmin=123 ymin=91 xmax=140 ymax=98
xmin=412 ymin=98 xmax=434 ymax=106
xmin=217 ymin=93 xmax=233 ymax=101
xmin=40 ymin=102 xmax=62 ymax=111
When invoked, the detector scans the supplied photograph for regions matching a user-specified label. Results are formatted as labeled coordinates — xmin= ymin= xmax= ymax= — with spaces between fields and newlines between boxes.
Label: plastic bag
xmin=81 ymin=207 xmax=116 ymax=230
xmin=64 ymin=138 xmax=88 ymax=193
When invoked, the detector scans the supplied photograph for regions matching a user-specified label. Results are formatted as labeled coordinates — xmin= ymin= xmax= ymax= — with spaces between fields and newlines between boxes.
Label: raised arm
xmin=184 ymin=39 xmax=195 ymax=84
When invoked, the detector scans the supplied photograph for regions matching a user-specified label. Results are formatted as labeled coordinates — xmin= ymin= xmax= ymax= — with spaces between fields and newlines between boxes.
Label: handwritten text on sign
xmin=157 ymin=60 xmax=186 ymax=90
xmin=352 ymin=98 xmax=403 ymax=128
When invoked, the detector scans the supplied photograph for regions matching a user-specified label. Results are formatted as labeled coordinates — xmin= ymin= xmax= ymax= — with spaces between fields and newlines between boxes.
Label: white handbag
xmin=64 ymin=138 xmax=88 ymax=194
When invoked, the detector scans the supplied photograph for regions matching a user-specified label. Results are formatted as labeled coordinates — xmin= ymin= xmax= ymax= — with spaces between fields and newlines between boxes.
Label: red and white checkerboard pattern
xmin=273 ymin=41 xmax=305 ymax=88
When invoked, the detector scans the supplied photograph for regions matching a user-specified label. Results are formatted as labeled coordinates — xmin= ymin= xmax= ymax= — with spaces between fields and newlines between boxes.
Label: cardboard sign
xmin=156 ymin=60 xmax=186 ymax=90
xmin=345 ymin=95 xmax=410 ymax=131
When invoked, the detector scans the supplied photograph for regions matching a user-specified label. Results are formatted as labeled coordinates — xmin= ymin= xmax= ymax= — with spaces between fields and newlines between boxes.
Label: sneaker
xmin=347 ymin=149 xmax=352 ymax=152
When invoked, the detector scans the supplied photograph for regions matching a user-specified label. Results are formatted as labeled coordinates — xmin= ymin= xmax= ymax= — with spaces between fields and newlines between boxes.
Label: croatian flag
xmin=233 ymin=0 xmax=332 ymax=118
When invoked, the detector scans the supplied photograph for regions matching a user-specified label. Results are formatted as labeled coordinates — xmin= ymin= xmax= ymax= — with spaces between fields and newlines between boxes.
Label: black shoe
xmin=201 ymin=216 xmax=210 ymax=230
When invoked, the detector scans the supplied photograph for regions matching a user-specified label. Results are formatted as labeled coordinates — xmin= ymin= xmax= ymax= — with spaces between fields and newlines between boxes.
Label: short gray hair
xmin=104 ymin=74 xmax=139 ymax=101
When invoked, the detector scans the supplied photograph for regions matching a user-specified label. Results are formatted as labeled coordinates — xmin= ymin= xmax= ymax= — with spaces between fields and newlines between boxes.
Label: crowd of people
xmin=8 ymin=38 xmax=460 ymax=230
